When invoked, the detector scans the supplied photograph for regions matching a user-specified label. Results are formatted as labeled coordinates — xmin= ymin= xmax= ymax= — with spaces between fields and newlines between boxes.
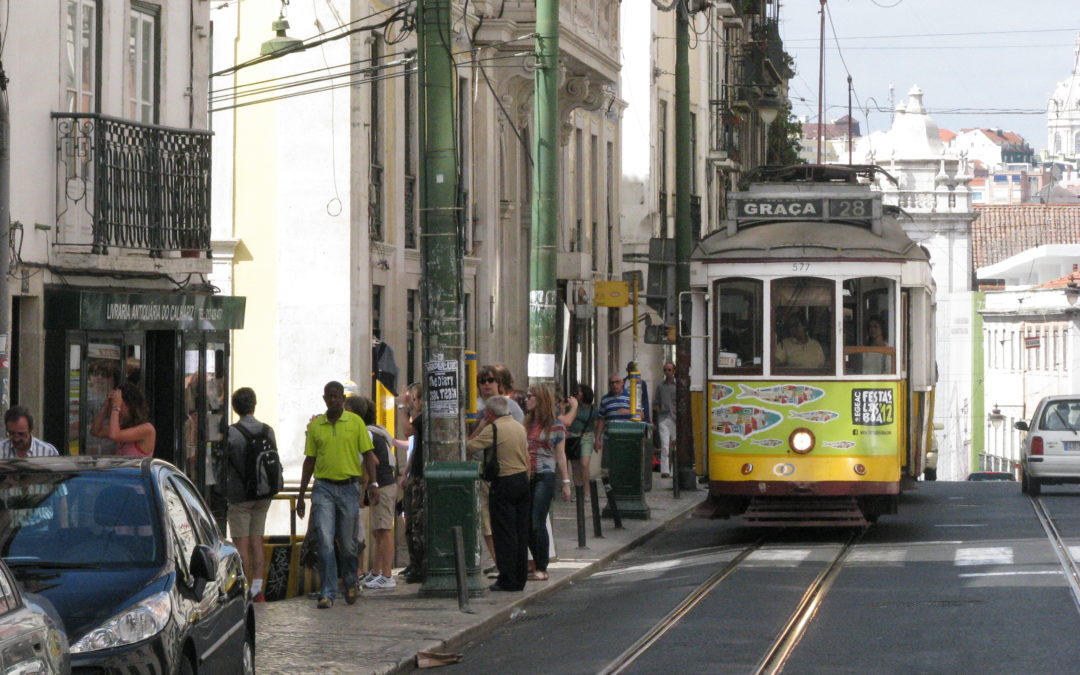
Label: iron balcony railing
xmin=53 ymin=112 xmax=212 ymax=256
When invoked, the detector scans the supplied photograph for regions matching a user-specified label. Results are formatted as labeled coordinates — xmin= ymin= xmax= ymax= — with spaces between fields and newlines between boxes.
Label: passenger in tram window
xmin=861 ymin=317 xmax=889 ymax=375
xmin=775 ymin=315 xmax=825 ymax=369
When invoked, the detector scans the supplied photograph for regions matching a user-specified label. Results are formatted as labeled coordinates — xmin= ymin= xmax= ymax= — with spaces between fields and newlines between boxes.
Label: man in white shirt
xmin=0 ymin=407 xmax=59 ymax=459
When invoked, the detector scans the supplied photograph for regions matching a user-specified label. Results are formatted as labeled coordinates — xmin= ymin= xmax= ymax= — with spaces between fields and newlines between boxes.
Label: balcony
xmin=53 ymin=113 xmax=212 ymax=256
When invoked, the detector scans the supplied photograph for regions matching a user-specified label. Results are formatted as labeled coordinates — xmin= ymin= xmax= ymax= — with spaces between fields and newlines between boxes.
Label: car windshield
xmin=1040 ymin=400 xmax=1080 ymax=434
xmin=0 ymin=471 xmax=162 ymax=568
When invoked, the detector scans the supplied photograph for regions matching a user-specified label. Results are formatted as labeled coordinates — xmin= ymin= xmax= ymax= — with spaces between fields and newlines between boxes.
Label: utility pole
xmin=0 ymin=62 xmax=10 ymax=413
xmin=528 ymin=0 xmax=558 ymax=389
xmin=673 ymin=0 xmax=695 ymax=490
xmin=418 ymin=0 xmax=479 ymax=596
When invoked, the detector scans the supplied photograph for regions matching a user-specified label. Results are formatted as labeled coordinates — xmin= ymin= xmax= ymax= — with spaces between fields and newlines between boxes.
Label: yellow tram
xmin=690 ymin=165 xmax=935 ymax=526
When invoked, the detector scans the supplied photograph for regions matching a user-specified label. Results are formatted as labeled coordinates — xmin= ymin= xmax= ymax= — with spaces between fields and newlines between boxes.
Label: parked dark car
xmin=0 ymin=456 xmax=254 ymax=673
xmin=966 ymin=471 xmax=1016 ymax=481
xmin=0 ymin=554 xmax=68 ymax=673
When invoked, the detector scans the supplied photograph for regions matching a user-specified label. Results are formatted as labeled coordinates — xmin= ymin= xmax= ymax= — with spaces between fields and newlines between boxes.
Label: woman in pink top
xmin=91 ymin=383 xmax=155 ymax=457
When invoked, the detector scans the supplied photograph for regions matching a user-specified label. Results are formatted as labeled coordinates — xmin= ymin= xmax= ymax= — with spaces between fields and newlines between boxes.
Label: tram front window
xmin=772 ymin=277 xmax=834 ymax=375
xmin=713 ymin=278 xmax=762 ymax=375
xmin=842 ymin=277 xmax=896 ymax=375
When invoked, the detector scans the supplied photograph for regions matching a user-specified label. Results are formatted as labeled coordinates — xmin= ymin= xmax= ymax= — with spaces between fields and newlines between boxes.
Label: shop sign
xmin=48 ymin=291 xmax=246 ymax=331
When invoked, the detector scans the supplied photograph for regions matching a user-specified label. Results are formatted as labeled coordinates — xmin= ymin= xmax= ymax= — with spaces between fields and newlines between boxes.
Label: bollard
xmin=575 ymin=485 xmax=587 ymax=549
xmin=451 ymin=526 xmax=471 ymax=613
xmin=589 ymin=479 xmax=604 ymax=538
xmin=601 ymin=475 xmax=624 ymax=529
xmin=672 ymin=440 xmax=680 ymax=500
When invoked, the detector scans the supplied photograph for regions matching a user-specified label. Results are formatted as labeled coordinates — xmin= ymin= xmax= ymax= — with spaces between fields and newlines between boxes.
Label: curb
xmin=387 ymin=495 xmax=702 ymax=674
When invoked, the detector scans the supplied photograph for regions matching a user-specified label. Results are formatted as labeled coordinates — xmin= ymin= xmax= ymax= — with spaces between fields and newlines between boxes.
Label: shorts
xmin=480 ymin=480 xmax=492 ymax=537
xmin=371 ymin=484 xmax=398 ymax=531
xmin=227 ymin=499 xmax=272 ymax=538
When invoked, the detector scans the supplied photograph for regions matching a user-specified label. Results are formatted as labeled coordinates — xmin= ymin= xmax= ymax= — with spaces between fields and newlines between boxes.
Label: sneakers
xmin=345 ymin=584 xmax=359 ymax=605
xmin=364 ymin=574 xmax=397 ymax=589
xmin=316 ymin=596 xmax=333 ymax=609
xmin=359 ymin=571 xmax=378 ymax=586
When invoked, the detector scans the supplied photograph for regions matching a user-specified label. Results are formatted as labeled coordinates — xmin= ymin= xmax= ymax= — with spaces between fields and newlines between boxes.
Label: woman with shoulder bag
xmin=558 ymin=384 xmax=597 ymax=490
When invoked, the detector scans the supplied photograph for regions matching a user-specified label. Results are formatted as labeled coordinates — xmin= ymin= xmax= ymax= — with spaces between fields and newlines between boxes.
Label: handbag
xmin=481 ymin=420 xmax=500 ymax=482
xmin=564 ymin=435 xmax=582 ymax=461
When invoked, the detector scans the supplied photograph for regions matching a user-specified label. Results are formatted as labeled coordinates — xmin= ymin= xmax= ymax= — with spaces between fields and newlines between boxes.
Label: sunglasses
xmin=478 ymin=377 xmax=496 ymax=384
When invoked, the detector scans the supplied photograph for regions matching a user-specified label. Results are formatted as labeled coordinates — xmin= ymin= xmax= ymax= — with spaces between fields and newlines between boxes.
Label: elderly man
xmin=0 ymin=407 xmax=58 ymax=459
xmin=468 ymin=396 xmax=530 ymax=592
xmin=594 ymin=373 xmax=631 ymax=458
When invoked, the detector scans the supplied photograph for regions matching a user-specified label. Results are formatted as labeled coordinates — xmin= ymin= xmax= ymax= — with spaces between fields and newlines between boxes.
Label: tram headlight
xmin=853 ymin=463 xmax=867 ymax=476
xmin=789 ymin=428 xmax=815 ymax=454
xmin=741 ymin=463 xmax=754 ymax=475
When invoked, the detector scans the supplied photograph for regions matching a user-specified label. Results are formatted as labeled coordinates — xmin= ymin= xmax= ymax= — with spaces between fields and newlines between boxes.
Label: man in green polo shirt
xmin=295 ymin=381 xmax=376 ymax=608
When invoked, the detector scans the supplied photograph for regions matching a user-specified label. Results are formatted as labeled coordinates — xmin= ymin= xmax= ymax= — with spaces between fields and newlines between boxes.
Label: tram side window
xmin=771 ymin=277 xmax=834 ymax=375
xmin=842 ymin=277 xmax=896 ymax=375
xmin=713 ymin=278 xmax=762 ymax=375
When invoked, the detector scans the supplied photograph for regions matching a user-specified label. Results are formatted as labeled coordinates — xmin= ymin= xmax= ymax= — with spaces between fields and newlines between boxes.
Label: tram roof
xmin=693 ymin=216 xmax=929 ymax=263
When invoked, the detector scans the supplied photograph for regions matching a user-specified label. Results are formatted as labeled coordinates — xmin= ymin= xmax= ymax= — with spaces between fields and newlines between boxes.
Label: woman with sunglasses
xmin=523 ymin=385 xmax=571 ymax=581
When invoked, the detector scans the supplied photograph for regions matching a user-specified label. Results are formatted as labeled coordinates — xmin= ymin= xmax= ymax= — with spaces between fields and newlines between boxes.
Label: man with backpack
xmin=222 ymin=387 xmax=281 ymax=602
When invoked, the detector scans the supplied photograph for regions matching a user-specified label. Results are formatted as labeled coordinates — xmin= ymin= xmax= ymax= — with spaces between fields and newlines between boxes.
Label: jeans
xmin=658 ymin=416 xmax=676 ymax=475
xmin=311 ymin=479 xmax=361 ymax=599
xmin=528 ymin=472 xmax=556 ymax=572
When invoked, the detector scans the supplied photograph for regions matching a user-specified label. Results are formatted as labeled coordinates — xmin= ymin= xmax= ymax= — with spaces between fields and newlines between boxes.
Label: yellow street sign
xmin=594 ymin=280 xmax=630 ymax=307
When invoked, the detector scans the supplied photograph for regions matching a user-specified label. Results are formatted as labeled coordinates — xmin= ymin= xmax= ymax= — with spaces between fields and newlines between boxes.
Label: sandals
xmin=527 ymin=570 xmax=549 ymax=581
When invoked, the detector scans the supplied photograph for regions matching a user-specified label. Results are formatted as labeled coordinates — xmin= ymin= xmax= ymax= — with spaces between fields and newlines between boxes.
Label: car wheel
xmin=243 ymin=626 xmax=255 ymax=675
xmin=179 ymin=653 xmax=196 ymax=675
xmin=1021 ymin=469 xmax=1030 ymax=494
xmin=1028 ymin=474 xmax=1041 ymax=497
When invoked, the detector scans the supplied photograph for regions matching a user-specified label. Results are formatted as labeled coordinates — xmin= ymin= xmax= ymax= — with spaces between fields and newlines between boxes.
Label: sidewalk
xmin=254 ymin=480 xmax=701 ymax=674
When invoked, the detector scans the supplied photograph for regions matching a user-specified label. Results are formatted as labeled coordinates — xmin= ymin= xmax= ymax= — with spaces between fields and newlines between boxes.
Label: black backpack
xmin=233 ymin=423 xmax=283 ymax=500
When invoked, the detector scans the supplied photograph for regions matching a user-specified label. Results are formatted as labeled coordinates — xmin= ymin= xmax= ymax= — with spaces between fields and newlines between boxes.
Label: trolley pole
xmin=673 ymin=0 xmax=695 ymax=490
xmin=528 ymin=0 xmax=559 ymax=389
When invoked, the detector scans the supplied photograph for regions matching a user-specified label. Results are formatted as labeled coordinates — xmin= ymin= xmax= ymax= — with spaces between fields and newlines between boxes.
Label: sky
xmin=779 ymin=0 xmax=1080 ymax=154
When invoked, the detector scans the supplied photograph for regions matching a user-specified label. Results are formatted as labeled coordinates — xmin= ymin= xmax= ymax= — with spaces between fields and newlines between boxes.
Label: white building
xmin=4 ymin=1 xmax=242 ymax=507
xmin=212 ymin=0 xmax=627 ymax=498
xmin=856 ymin=85 xmax=978 ymax=480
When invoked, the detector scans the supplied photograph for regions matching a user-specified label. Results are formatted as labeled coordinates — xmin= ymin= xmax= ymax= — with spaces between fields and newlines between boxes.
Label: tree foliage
xmin=766 ymin=99 xmax=805 ymax=167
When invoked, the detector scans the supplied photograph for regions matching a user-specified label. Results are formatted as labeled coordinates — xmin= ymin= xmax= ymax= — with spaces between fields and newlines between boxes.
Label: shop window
xmin=771 ymin=277 xmax=835 ymax=376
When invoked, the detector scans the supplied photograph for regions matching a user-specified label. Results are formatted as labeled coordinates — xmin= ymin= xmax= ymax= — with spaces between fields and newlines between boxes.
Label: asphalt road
xmin=450 ymin=481 xmax=1080 ymax=674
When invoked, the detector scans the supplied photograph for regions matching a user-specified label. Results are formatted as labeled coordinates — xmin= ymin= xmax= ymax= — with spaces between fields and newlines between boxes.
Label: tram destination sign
xmin=735 ymin=197 xmax=874 ymax=227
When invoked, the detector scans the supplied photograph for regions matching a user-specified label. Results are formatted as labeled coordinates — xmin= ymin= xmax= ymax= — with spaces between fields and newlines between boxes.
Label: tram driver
xmin=775 ymin=315 xmax=825 ymax=369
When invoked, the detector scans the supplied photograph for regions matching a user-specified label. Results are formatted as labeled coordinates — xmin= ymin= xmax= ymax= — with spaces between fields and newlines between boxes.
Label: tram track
xmin=1030 ymin=497 xmax=1080 ymax=615
xmin=598 ymin=528 xmax=866 ymax=675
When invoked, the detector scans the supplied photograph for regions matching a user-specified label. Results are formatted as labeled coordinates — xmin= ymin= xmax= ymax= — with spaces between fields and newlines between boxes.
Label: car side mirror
xmin=1014 ymin=421 xmax=1029 ymax=431
xmin=189 ymin=545 xmax=217 ymax=600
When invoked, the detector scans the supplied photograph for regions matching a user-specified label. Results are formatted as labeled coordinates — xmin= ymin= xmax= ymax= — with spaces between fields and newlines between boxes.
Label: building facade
xmin=6 ymin=1 xmax=239 ymax=502
xmin=212 ymin=0 xmax=625 ymax=490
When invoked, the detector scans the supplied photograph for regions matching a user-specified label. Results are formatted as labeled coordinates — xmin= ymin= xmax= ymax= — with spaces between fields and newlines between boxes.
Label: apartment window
xmin=591 ymin=134 xmax=599 ymax=272
xmin=64 ymin=0 xmax=99 ymax=113
xmin=406 ymin=289 xmax=418 ymax=385
xmin=127 ymin=2 xmax=159 ymax=123
xmin=457 ymin=76 xmax=471 ymax=250
xmin=372 ymin=285 xmax=384 ymax=340
xmin=574 ymin=128 xmax=584 ymax=252
xmin=369 ymin=38 xmax=384 ymax=241
xmin=658 ymin=99 xmax=668 ymax=237
xmin=404 ymin=61 xmax=418 ymax=249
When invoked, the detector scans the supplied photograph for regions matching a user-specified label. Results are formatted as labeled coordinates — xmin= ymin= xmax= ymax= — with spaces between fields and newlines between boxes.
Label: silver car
xmin=0 ymin=556 xmax=68 ymax=674
xmin=1016 ymin=395 xmax=1080 ymax=496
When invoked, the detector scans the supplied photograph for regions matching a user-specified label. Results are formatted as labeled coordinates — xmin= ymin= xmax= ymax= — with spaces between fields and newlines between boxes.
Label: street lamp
xmin=260 ymin=10 xmax=305 ymax=57
xmin=755 ymin=88 xmax=784 ymax=165
xmin=988 ymin=404 xmax=1005 ymax=428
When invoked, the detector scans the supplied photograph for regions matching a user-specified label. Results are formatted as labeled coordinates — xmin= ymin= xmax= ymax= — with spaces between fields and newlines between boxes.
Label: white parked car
xmin=1015 ymin=395 xmax=1080 ymax=496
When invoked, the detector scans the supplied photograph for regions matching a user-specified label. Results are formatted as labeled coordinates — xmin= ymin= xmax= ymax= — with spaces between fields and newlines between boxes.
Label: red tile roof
xmin=939 ymin=129 xmax=957 ymax=143
xmin=973 ymin=205 xmax=1080 ymax=270
xmin=1034 ymin=270 xmax=1080 ymax=289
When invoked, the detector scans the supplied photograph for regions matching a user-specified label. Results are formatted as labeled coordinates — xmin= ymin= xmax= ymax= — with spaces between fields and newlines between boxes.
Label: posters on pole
xmin=426 ymin=359 xmax=459 ymax=418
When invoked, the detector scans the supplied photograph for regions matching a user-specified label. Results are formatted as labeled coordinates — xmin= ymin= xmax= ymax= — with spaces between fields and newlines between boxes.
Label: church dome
xmin=1046 ymin=34 xmax=1080 ymax=157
